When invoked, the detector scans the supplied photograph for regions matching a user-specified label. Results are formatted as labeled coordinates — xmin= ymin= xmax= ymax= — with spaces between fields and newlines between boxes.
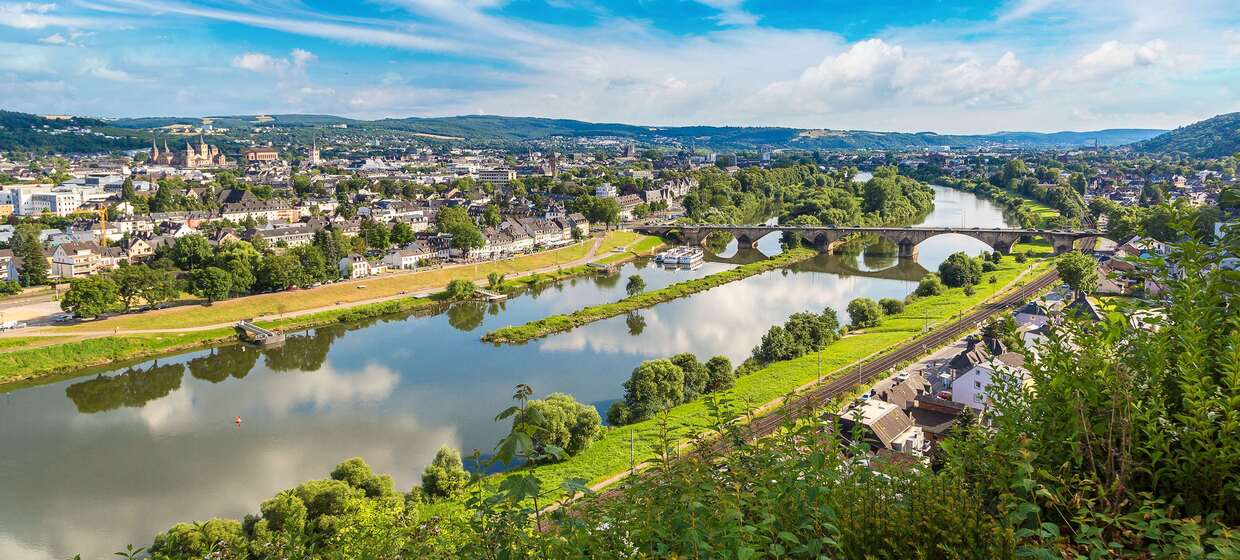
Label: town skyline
xmin=2 ymin=1 xmax=1238 ymax=133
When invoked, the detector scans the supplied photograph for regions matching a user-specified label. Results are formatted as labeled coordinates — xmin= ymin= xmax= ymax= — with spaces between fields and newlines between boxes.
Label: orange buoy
xmin=235 ymin=416 xmax=243 ymax=426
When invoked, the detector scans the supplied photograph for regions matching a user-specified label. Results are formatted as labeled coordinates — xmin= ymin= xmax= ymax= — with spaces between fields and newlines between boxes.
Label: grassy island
xmin=481 ymin=247 xmax=818 ymax=344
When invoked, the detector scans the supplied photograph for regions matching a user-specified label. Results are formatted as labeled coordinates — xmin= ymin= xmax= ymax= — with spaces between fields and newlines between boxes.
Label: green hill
xmin=1131 ymin=112 xmax=1240 ymax=158
xmin=1 ymin=109 xmax=1169 ymax=152
xmin=0 ymin=111 xmax=147 ymax=155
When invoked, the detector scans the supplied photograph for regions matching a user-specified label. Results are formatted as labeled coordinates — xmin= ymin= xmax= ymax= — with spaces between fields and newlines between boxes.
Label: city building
xmin=149 ymin=135 xmax=228 ymax=168
xmin=477 ymin=168 xmax=516 ymax=189
xmin=243 ymin=146 xmax=280 ymax=162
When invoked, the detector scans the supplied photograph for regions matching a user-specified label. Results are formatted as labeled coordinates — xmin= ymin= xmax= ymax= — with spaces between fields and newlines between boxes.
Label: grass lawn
xmin=0 ymin=329 xmax=233 ymax=385
xmin=57 ymin=232 xmax=646 ymax=332
xmin=505 ymin=249 xmax=1054 ymax=497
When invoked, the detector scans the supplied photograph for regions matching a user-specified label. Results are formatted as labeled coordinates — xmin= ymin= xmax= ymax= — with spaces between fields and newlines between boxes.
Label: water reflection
xmin=66 ymin=361 xmax=185 ymax=414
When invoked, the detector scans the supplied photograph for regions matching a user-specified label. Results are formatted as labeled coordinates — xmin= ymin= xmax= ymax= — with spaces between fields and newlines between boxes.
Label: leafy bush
xmin=1015 ymin=251 xmax=1028 ymax=263
xmin=422 ymin=446 xmax=469 ymax=499
xmin=445 ymin=279 xmax=476 ymax=300
xmin=846 ymin=297 xmax=883 ymax=328
xmin=514 ymin=392 xmax=603 ymax=457
xmin=704 ymin=355 xmax=734 ymax=393
xmin=621 ymin=359 xmax=685 ymax=422
xmin=914 ymin=273 xmax=945 ymax=296
xmin=605 ymin=401 xmax=631 ymax=426
xmin=0 ymin=280 xmax=20 ymax=295
xmin=669 ymin=353 xmax=709 ymax=400
xmin=751 ymin=309 xmax=840 ymax=366
xmin=878 ymin=297 xmax=904 ymax=315
xmin=938 ymin=251 xmax=983 ymax=287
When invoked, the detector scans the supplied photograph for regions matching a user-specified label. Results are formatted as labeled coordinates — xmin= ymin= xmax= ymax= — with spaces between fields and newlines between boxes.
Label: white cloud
xmin=695 ymin=0 xmax=758 ymax=26
xmin=231 ymin=48 xmax=316 ymax=75
xmin=753 ymin=39 xmax=1035 ymax=117
xmin=1061 ymin=39 xmax=1168 ymax=82
xmin=0 ymin=2 xmax=100 ymax=29
xmin=38 ymin=29 xmax=91 ymax=46
xmin=79 ymin=57 xmax=142 ymax=82
xmin=1225 ymin=30 xmax=1240 ymax=58
xmin=38 ymin=32 xmax=65 ymax=44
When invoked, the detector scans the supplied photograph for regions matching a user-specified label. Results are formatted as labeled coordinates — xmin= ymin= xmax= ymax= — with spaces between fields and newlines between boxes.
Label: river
xmin=0 ymin=185 xmax=1015 ymax=559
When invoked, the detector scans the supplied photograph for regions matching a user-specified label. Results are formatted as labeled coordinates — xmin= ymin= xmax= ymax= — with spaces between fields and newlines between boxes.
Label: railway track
xmin=561 ymin=239 xmax=1086 ymax=516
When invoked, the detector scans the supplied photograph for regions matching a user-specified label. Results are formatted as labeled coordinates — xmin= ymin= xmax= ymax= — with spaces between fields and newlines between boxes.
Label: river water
xmin=0 ymin=185 xmax=1013 ymax=559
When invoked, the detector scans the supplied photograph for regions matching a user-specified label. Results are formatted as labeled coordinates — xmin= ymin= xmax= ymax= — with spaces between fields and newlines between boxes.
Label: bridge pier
xmin=897 ymin=239 xmax=919 ymax=260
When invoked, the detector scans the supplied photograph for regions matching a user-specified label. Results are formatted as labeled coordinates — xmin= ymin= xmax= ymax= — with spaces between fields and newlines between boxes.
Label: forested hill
xmin=1130 ymin=112 xmax=1240 ymax=158
xmin=65 ymin=110 xmax=1167 ymax=151
xmin=0 ymin=111 xmax=147 ymax=155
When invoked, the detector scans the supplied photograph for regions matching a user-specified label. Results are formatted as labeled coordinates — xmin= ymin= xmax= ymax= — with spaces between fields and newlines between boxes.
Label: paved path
xmin=0 ymin=235 xmax=631 ymax=340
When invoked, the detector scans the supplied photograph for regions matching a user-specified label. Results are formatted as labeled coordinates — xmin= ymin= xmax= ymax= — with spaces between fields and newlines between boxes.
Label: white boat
xmin=676 ymin=247 xmax=704 ymax=265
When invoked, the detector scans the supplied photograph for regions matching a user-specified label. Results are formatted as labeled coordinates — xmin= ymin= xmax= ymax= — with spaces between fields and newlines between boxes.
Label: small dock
xmin=474 ymin=288 xmax=507 ymax=302
xmin=235 ymin=320 xmax=286 ymax=346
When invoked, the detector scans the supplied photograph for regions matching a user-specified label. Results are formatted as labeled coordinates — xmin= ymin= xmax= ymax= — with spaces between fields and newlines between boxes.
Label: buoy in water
xmin=235 ymin=416 xmax=243 ymax=426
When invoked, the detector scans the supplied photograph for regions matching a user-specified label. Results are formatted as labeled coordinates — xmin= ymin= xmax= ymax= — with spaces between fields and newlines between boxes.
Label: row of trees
xmin=607 ymin=353 xmax=735 ymax=426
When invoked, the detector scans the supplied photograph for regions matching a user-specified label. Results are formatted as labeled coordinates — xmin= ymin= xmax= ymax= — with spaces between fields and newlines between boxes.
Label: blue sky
xmin=1 ymin=0 xmax=1238 ymax=133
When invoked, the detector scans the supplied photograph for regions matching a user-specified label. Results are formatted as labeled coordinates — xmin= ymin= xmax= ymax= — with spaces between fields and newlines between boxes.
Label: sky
xmin=1 ymin=0 xmax=1238 ymax=133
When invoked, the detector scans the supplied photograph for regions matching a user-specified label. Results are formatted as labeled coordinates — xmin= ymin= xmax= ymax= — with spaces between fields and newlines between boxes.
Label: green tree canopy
xmin=60 ymin=276 xmax=119 ymax=318
xmin=846 ymin=297 xmax=883 ymax=329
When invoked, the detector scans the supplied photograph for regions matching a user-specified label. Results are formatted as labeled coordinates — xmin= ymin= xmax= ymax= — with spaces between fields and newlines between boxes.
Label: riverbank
xmin=505 ymin=241 xmax=1054 ymax=500
xmin=481 ymin=247 xmax=817 ymax=344
xmin=0 ymin=232 xmax=664 ymax=387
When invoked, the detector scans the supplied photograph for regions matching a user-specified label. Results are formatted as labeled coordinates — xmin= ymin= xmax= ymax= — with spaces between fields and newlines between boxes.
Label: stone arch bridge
xmin=635 ymin=225 xmax=1101 ymax=258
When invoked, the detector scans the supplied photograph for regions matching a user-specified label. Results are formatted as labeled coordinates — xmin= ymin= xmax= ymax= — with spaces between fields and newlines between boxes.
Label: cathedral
xmin=149 ymin=135 xmax=228 ymax=168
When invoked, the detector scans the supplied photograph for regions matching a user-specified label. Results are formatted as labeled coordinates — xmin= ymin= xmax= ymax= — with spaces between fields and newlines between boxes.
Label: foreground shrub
xmin=878 ymin=297 xmax=904 ymax=315
xmin=914 ymin=272 xmax=945 ymax=296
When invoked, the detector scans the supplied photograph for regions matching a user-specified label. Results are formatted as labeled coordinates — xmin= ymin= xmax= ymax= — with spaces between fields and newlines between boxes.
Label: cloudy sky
xmin=1 ymin=0 xmax=1238 ymax=133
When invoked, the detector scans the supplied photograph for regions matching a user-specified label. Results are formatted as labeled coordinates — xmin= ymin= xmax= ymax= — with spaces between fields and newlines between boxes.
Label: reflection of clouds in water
xmin=0 ymin=534 xmax=50 ymax=560
xmin=120 ymin=363 xmax=400 ymax=434
xmin=539 ymin=271 xmax=902 ymax=362
xmin=4 ymin=408 xmax=455 ymax=560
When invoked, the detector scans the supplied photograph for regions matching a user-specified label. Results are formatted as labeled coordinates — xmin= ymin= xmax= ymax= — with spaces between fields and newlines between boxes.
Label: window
xmin=974 ymin=381 xmax=982 ymax=389
xmin=975 ymin=393 xmax=984 ymax=402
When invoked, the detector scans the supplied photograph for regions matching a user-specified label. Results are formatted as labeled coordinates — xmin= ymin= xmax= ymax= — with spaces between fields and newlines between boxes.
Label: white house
xmin=382 ymin=244 xmax=431 ymax=270
xmin=951 ymin=352 xmax=1028 ymax=412
xmin=338 ymin=255 xmax=369 ymax=279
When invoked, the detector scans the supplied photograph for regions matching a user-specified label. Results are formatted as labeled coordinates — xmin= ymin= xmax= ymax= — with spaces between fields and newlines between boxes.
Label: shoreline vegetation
xmin=481 ymin=247 xmax=817 ymax=344
xmin=0 ymin=232 xmax=665 ymax=387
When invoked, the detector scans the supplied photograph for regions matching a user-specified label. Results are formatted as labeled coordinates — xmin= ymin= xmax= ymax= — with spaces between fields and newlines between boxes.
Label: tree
xmin=256 ymin=254 xmax=303 ymax=292
xmin=121 ymin=177 xmax=136 ymax=201
xmin=483 ymin=204 xmax=501 ymax=228
xmin=436 ymin=207 xmax=485 ymax=252
xmin=330 ymin=457 xmax=396 ymax=499
xmin=170 ymin=234 xmax=212 ymax=270
xmin=61 ymin=276 xmax=119 ymax=318
xmin=847 ymin=297 xmax=883 ymax=329
xmin=12 ymin=226 xmax=48 ymax=287
xmin=704 ymin=355 xmax=735 ymax=393
xmin=670 ymin=353 xmax=709 ymax=400
xmin=879 ymin=297 xmax=905 ymax=315
xmin=111 ymin=264 xmax=156 ymax=310
xmin=514 ymin=392 xmax=603 ymax=457
xmin=487 ymin=271 xmax=505 ymax=289
xmin=915 ymin=273 xmax=946 ymax=297
xmin=390 ymin=221 xmax=415 ymax=246
xmin=783 ymin=309 xmax=840 ymax=352
xmin=1056 ymin=251 xmax=1099 ymax=295
xmin=142 ymin=268 xmax=180 ymax=308
xmin=191 ymin=267 xmax=232 ymax=303
xmin=622 ymin=359 xmax=685 ymax=421
xmin=625 ymin=274 xmax=645 ymax=297
xmin=421 ymin=446 xmax=469 ymax=499
xmin=1015 ymin=251 xmax=1028 ymax=263
xmin=752 ymin=325 xmax=799 ymax=364
xmin=606 ymin=401 xmax=632 ymax=426
xmin=939 ymin=251 xmax=983 ymax=287
xmin=445 ymin=279 xmax=475 ymax=300
xmin=360 ymin=219 xmax=390 ymax=251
